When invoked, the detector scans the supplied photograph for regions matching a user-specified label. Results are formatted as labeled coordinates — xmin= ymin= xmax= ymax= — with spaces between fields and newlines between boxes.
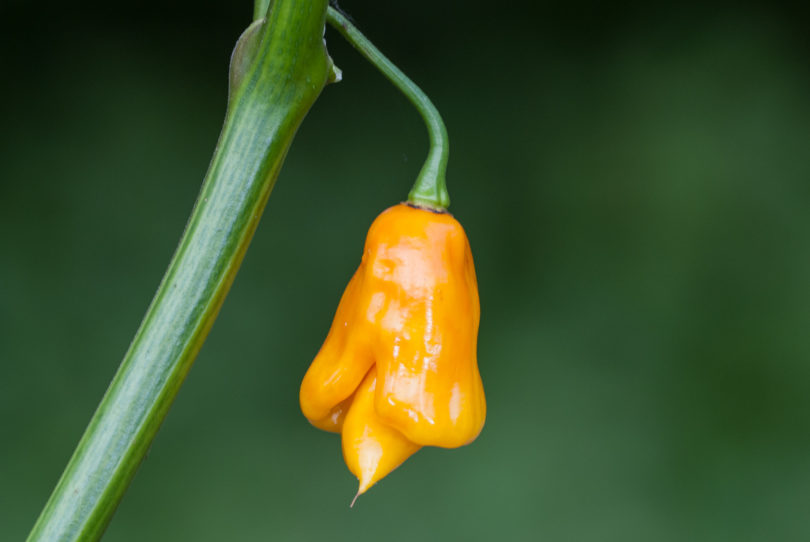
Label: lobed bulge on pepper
xmin=300 ymin=203 xmax=485 ymax=497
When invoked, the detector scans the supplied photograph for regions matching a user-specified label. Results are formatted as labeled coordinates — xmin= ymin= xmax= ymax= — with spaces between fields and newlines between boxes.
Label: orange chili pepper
xmin=300 ymin=203 xmax=485 ymax=498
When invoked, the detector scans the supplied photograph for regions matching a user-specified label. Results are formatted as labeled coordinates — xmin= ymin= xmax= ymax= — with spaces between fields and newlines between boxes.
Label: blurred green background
xmin=2 ymin=0 xmax=810 ymax=540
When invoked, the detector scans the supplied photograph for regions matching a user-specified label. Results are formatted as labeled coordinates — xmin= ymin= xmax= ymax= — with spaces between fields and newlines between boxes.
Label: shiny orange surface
xmin=341 ymin=367 xmax=421 ymax=495
xmin=300 ymin=203 xmax=485 ymax=495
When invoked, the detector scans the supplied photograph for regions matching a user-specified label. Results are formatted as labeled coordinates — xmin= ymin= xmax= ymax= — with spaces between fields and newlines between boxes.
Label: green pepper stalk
xmin=326 ymin=6 xmax=451 ymax=210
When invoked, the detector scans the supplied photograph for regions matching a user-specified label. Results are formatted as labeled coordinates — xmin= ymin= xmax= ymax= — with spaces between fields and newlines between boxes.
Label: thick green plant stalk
xmin=27 ymin=1 xmax=332 ymax=540
xmin=253 ymin=0 xmax=273 ymax=21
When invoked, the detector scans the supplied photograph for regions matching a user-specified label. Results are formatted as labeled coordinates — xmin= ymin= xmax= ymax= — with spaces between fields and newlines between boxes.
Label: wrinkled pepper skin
xmin=300 ymin=203 xmax=485 ymax=495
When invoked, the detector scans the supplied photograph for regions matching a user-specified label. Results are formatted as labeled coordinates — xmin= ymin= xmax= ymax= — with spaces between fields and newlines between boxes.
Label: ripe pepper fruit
xmin=300 ymin=203 xmax=486 ymax=497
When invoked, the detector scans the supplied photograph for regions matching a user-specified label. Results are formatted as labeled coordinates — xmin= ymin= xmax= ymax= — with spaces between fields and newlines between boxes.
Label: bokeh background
xmin=2 ymin=0 xmax=810 ymax=540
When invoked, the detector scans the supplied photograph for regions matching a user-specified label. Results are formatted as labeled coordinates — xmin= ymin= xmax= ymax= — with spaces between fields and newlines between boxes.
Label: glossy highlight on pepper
xmin=300 ymin=203 xmax=485 ymax=498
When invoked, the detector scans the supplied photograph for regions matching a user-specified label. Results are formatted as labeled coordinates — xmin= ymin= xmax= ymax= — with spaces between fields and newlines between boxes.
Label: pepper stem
xmin=326 ymin=6 xmax=450 ymax=210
